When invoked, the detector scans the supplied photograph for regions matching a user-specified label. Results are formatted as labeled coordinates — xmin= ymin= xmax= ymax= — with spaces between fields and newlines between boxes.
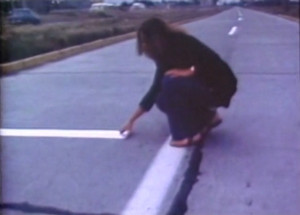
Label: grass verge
xmin=1 ymin=7 xmax=223 ymax=64
xmin=248 ymin=4 xmax=299 ymax=21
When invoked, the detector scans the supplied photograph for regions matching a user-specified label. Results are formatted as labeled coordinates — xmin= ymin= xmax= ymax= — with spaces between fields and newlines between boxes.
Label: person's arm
xmin=121 ymin=107 xmax=146 ymax=134
xmin=165 ymin=66 xmax=195 ymax=78
xmin=139 ymin=68 xmax=164 ymax=111
xmin=121 ymin=67 xmax=163 ymax=133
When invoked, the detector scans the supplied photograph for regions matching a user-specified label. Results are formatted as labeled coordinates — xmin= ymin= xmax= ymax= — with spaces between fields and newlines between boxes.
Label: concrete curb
xmin=0 ymin=14 xmax=217 ymax=75
xmin=0 ymin=32 xmax=136 ymax=75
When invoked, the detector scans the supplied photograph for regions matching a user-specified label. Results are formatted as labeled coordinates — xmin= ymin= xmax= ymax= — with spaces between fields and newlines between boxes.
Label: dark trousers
xmin=156 ymin=76 xmax=216 ymax=140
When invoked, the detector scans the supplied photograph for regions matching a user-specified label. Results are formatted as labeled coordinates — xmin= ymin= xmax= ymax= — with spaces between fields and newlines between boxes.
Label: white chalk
xmin=120 ymin=130 xmax=131 ymax=139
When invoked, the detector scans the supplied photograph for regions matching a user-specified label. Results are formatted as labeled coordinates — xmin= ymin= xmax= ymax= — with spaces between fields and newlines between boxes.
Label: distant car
xmin=89 ymin=2 xmax=115 ymax=13
xmin=216 ymin=0 xmax=224 ymax=6
xmin=133 ymin=0 xmax=155 ymax=7
xmin=8 ymin=8 xmax=41 ymax=25
xmin=130 ymin=2 xmax=146 ymax=10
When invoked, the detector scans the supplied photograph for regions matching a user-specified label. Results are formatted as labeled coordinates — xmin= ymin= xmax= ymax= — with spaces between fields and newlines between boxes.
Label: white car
xmin=89 ymin=2 xmax=115 ymax=12
xmin=130 ymin=2 xmax=146 ymax=10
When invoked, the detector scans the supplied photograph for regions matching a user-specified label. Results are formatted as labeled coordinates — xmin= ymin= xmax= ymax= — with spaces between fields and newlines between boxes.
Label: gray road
xmin=186 ymin=8 xmax=300 ymax=215
xmin=1 ymin=7 xmax=299 ymax=215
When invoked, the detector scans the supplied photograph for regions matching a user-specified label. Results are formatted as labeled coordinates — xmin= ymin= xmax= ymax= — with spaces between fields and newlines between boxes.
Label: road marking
xmin=122 ymin=136 xmax=187 ymax=215
xmin=228 ymin=26 xmax=238 ymax=36
xmin=237 ymin=9 xmax=243 ymax=17
xmin=0 ymin=129 xmax=126 ymax=139
xmin=237 ymin=8 xmax=244 ymax=21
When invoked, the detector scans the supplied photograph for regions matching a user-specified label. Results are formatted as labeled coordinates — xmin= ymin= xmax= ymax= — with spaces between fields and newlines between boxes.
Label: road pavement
xmin=1 ymin=7 xmax=299 ymax=215
xmin=186 ymin=8 xmax=300 ymax=215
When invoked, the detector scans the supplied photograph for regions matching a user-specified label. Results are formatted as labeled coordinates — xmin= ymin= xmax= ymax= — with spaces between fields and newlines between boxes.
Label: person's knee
xmin=162 ymin=76 xmax=182 ymax=92
xmin=156 ymin=93 xmax=167 ymax=112
xmin=156 ymin=78 xmax=179 ymax=111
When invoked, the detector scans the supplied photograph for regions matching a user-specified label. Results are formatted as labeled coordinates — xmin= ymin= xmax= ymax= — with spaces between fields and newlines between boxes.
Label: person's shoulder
xmin=172 ymin=31 xmax=197 ymax=42
xmin=172 ymin=32 xmax=206 ymax=48
xmin=168 ymin=31 xmax=219 ymax=57
xmin=183 ymin=33 xmax=219 ymax=57
xmin=168 ymin=32 xmax=198 ymax=49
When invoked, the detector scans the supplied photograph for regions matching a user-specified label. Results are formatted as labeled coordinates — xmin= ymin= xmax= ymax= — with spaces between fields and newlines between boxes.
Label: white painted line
xmin=237 ymin=8 xmax=243 ymax=21
xmin=228 ymin=26 xmax=238 ymax=36
xmin=0 ymin=129 xmax=126 ymax=139
xmin=122 ymin=136 xmax=187 ymax=215
xmin=237 ymin=10 xmax=243 ymax=17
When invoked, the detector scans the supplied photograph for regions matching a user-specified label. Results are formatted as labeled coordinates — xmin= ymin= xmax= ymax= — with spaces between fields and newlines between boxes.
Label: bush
xmin=1 ymin=17 xmax=127 ymax=63
xmin=0 ymin=7 xmax=221 ymax=63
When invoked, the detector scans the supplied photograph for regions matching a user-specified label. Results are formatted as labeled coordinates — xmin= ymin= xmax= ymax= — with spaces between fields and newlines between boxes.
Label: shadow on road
xmin=0 ymin=202 xmax=117 ymax=215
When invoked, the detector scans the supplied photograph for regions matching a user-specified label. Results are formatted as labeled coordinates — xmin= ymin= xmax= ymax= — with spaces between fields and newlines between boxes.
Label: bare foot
xmin=192 ymin=132 xmax=202 ymax=142
xmin=170 ymin=138 xmax=190 ymax=147
xmin=170 ymin=133 xmax=202 ymax=147
xmin=200 ymin=113 xmax=223 ymax=136
xmin=209 ymin=112 xmax=223 ymax=128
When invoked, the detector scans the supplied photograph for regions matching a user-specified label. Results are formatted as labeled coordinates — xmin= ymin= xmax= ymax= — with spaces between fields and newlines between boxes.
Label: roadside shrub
xmin=0 ymin=7 xmax=221 ymax=63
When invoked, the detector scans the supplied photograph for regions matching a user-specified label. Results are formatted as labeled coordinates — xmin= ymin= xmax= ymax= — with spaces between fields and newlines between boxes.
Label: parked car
xmin=133 ymin=0 xmax=155 ymax=7
xmin=89 ymin=2 xmax=116 ymax=13
xmin=130 ymin=2 xmax=146 ymax=10
xmin=8 ymin=8 xmax=41 ymax=25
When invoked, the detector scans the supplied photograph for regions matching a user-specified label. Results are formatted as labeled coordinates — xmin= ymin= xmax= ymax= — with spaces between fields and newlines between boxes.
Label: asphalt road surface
xmin=186 ymin=8 xmax=300 ymax=215
xmin=1 ymin=7 xmax=299 ymax=215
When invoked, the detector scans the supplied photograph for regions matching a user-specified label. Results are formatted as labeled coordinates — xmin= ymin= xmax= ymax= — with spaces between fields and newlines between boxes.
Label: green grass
xmin=1 ymin=7 xmax=221 ymax=64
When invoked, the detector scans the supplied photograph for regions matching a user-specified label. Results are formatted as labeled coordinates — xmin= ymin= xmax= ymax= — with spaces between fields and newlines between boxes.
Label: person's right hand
xmin=120 ymin=107 xmax=145 ymax=136
xmin=120 ymin=121 xmax=134 ymax=134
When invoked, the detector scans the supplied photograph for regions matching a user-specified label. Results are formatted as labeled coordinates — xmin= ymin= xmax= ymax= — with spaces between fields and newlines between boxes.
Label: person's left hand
xmin=165 ymin=68 xmax=194 ymax=78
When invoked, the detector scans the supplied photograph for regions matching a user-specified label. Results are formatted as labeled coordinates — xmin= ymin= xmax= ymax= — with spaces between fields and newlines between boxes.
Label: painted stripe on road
xmin=1 ymin=128 xmax=186 ymax=214
xmin=0 ymin=129 xmax=127 ymax=139
xmin=237 ymin=8 xmax=244 ymax=21
xmin=122 ymin=136 xmax=187 ymax=215
xmin=237 ymin=9 xmax=243 ymax=17
xmin=228 ymin=26 xmax=238 ymax=36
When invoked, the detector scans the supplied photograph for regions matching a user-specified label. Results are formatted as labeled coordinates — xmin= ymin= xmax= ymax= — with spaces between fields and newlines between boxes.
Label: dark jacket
xmin=140 ymin=32 xmax=237 ymax=111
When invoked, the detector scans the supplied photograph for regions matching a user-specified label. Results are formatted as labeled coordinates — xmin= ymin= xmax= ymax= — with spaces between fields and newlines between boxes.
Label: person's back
xmin=158 ymin=31 xmax=237 ymax=108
